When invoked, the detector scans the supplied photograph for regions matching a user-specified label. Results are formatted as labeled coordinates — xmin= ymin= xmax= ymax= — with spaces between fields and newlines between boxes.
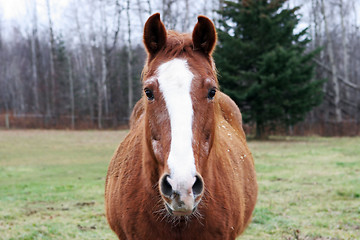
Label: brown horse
xmin=105 ymin=13 xmax=257 ymax=240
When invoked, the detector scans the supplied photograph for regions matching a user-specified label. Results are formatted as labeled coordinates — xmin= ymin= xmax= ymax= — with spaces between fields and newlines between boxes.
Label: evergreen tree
xmin=214 ymin=0 xmax=325 ymax=139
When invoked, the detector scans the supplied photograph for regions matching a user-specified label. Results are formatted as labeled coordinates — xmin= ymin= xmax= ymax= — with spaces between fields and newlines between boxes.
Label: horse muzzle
xmin=159 ymin=173 xmax=204 ymax=216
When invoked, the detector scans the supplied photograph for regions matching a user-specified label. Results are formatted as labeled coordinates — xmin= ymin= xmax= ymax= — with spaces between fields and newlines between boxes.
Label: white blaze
xmin=157 ymin=58 xmax=196 ymax=189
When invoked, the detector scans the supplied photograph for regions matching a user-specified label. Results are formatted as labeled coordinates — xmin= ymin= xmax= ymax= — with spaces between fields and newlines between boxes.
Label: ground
xmin=0 ymin=130 xmax=359 ymax=240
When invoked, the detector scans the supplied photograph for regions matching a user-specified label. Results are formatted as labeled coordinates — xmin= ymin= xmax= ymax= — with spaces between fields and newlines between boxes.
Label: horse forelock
xmin=142 ymin=30 xmax=216 ymax=82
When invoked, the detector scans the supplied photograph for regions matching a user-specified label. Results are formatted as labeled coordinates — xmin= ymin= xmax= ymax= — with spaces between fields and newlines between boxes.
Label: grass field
xmin=0 ymin=130 xmax=359 ymax=240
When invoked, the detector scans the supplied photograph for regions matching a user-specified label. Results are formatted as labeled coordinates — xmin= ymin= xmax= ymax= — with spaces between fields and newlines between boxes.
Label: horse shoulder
xmin=217 ymin=91 xmax=256 ymax=166
xmin=217 ymin=92 xmax=245 ymax=137
xmin=106 ymin=99 xmax=145 ymax=213
xmin=214 ymin=92 xmax=257 ymax=234
xmin=105 ymin=116 xmax=146 ymax=237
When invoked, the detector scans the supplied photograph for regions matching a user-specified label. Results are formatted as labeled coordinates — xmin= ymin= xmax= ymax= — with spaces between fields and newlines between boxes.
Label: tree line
xmin=309 ymin=0 xmax=360 ymax=131
xmin=0 ymin=0 xmax=359 ymax=135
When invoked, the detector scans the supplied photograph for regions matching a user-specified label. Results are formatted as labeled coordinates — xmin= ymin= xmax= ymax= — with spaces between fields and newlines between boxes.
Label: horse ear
xmin=143 ymin=13 xmax=167 ymax=57
xmin=192 ymin=16 xmax=217 ymax=55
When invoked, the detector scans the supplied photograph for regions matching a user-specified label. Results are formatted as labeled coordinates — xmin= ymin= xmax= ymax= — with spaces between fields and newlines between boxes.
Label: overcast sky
xmin=0 ymin=0 xmax=70 ymax=33
xmin=0 ymin=0 xmax=70 ymax=21
xmin=1 ymin=0 xmax=359 ymax=42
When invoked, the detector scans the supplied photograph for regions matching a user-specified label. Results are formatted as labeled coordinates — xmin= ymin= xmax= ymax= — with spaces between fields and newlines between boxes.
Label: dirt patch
xmin=75 ymin=201 xmax=96 ymax=207
xmin=77 ymin=224 xmax=97 ymax=231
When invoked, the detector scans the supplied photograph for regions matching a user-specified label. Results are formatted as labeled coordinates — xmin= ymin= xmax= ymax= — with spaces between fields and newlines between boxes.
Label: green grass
xmin=0 ymin=130 xmax=125 ymax=240
xmin=242 ymin=136 xmax=360 ymax=240
xmin=0 ymin=131 xmax=359 ymax=239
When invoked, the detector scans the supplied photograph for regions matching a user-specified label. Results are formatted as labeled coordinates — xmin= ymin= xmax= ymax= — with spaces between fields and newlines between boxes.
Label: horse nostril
xmin=160 ymin=175 xmax=173 ymax=197
xmin=192 ymin=175 xmax=204 ymax=196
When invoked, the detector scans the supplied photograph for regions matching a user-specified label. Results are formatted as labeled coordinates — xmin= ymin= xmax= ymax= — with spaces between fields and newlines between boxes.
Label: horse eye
xmin=144 ymin=89 xmax=154 ymax=100
xmin=208 ymin=88 xmax=216 ymax=100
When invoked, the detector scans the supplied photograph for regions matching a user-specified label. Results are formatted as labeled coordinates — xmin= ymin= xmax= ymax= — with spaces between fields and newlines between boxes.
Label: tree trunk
xmin=182 ymin=0 xmax=190 ymax=32
xmin=13 ymin=65 xmax=25 ymax=114
xmin=68 ymin=54 xmax=75 ymax=129
xmin=147 ymin=0 xmax=152 ymax=14
xmin=255 ymin=122 xmax=267 ymax=140
xmin=311 ymin=0 xmax=320 ymax=50
xmin=75 ymin=3 xmax=95 ymax=124
xmin=98 ymin=2 xmax=108 ymax=129
xmin=46 ymin=0 xmax=56 ymax=119
xmin=111 ymin=0 xmax=122 ymax=51
xmin=0 ymin=19 xmax=2 ymax=50
xmin=136 ymin=0 xmax=144 ymax=27
xmin=162 ymin=0 xmax=175 ymax=29
xmin=30 ymin=0 xmax=40 ymax=114
xmin=127 ymin=0 xmax=133 ymax=118
xmin=340 ymin=0 xmax=350 ymax=101
xmin=353 ymin=1 xmax=360 ymax=121
xmin=321 ymin=0 xmax=342 ymax=122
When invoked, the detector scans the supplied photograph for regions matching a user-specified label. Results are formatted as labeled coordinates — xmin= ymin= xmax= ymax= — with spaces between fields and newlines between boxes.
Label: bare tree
xmin=0 ymin=12 xmax=2 ymax=51
xmin=127 ymin=0 xmax=133 ymax=118
xmin=46 ymin=0 xmax=56 ymax=117
xmin=320 ymin=0 xmax=342 ymax=122
xmin=68 ymin=53 xmax=75 ymax=129
xmin=162 ymin=0 xmax=176 ymax=29
xmin=351 ymin=0 xmax=360 ymax=120
xmin=147 ymin=0 xmax=152 ymax=14
xmin=136 ymin=0 xmax=144 ymax=27
xmin=3 ymin=0 xmax=359 ymax=133
xmin=74 ymin=1 xmax=95 ymax=123
xmin=182 ymin=0 xmax=190 ymax=32
xmin=340 ymin=0 xmax=350 ymax=94
xmin=30 ymin=0 xmax=40 ymax=113
xmin=111 ymin=0 xmax=123 ymax=51
xmin=97 ymin=0 xmax=109 ymax=129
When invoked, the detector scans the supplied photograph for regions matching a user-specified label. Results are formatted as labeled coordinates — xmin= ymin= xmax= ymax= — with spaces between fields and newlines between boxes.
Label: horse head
xmin=142 ymin=13 xmax=217 ymax=217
